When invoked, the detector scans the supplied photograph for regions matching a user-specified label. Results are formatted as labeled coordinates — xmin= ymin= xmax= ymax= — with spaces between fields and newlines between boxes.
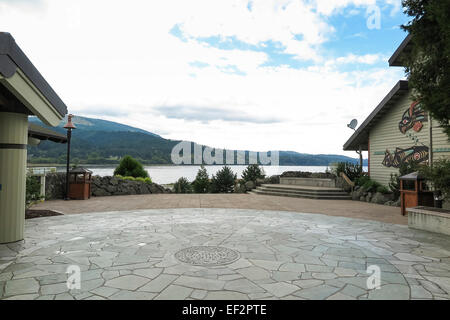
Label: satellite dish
xmin=347 ymin=119 xmax=358 ymax=130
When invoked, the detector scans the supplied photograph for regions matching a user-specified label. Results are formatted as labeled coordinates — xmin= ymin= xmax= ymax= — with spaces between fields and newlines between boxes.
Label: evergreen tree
xmin=241 ymin=164 xmax=265 ymax=183
xmin=210 ymin=166 xmax=237 ymax=193
xmin=113 ymin=155 xmax=149 ymax=178
xmin=192 ymin=165 xmax=210 ymax=193
xmin=401 ymin=0 xmax=450 ymax=139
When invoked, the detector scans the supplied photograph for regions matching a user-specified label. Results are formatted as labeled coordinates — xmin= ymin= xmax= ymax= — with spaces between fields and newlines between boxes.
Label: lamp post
xmin=64 ymin=114 xmax=76 ymax=200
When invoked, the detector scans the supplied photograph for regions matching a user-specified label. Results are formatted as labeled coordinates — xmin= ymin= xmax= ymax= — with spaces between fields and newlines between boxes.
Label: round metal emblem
xmin=175 ymin=246 xmax=240 ymax=266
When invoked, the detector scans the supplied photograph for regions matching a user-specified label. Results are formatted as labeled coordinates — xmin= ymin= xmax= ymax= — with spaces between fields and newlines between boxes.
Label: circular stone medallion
xmin=175 ymin=246 xmax=240 ymax=266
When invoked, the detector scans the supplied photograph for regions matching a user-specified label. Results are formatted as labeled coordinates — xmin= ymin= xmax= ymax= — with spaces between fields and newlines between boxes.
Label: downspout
xmin=428 ymin=115 xmax=433 ymax=167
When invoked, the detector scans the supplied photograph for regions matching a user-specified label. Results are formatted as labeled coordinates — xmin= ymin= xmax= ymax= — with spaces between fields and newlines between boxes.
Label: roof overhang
xmin=0 ymin=32 xmax=67 ymax=126
xmin=28 ymin=123 xmax=67 ymax=144
xmin=343 ymin=80 xmax=409 ymax=151
xmin=388 ymin=34 xmax=412 ymax=67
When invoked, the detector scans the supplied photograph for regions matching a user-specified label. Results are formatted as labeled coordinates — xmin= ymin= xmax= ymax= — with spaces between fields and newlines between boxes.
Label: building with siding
xmin=0 ymin=33 xmax=68 ymax=243
xmin=343 ymin=36 xmax=450 ymax=187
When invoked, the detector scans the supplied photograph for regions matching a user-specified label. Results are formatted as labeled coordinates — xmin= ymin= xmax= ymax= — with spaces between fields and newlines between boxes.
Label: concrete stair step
xmin=257 ymin=187 xmax=349 ymax=197
xmin=250 ymin=189 xmax=351 ymax=200
xmin=258 ymin=184 xmax=349 ymax=195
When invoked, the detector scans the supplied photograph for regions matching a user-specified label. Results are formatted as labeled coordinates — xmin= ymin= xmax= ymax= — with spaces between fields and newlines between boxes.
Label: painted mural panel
xmin=382 ymin=145 xmax=429 ymax=168
xmin=398 ymin=101 xmax=427 ymax=134
xmin=380 ymin=100 xmax=429 ymax=169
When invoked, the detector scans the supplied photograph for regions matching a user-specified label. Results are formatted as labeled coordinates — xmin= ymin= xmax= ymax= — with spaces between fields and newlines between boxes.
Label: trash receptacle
xmin=68 ymin=168 xmax=92 ymax=200
xmin=400 ymin=171 xmax=434 ymax=215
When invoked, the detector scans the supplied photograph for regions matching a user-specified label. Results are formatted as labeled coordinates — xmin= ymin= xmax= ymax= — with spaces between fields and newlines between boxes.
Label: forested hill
xmin=28 ymin=116 xmax=367 ymax=166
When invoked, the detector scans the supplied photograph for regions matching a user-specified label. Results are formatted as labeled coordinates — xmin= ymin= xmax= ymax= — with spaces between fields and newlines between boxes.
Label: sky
xmin=0 ymin=0 xmax=410 ymax=156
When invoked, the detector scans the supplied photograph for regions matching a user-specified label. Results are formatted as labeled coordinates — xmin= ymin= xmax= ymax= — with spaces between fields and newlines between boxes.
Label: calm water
xmin=49 ymin=165 xmax=366 ymax=185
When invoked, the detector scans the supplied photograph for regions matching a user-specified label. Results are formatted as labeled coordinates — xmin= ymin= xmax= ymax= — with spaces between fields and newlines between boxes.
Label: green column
xmin=0 ymin=112 xmax=28 ymax=243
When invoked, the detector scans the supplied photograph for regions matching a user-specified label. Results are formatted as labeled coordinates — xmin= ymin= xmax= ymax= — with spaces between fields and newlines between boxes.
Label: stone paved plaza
xmin=1 ymin=208 xmax=450 ymax=300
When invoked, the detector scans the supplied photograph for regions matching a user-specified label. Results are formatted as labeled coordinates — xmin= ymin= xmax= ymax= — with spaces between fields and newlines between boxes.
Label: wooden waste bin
xmin=68 ymin=168 xmax=92 ymax=200
xmin=400 ymin=171 xmax=434 ymax=215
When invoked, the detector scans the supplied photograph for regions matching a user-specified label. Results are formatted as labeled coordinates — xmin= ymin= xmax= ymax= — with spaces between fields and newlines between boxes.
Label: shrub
xmin=26 ymin=174 xmax=43 ymax=208
xmin=419 ymin=159 xmax=450 ymax=200
xmin=361 ymin=179 xmax=381 ymax=193
xmin=114 ymin=155 xmax=149 ymax=178
xmin=355 ymin=175 xmax=371 ymax=187
xmin=210 ymin=166 xmax=237 ymax=193
xmin=356 ymin=176 xmax=389 ymax=194
xmin=173 ymin=177 xmax=192 ymax=194
xmin=389 ymin=160 xmax=422 ymax=199
xmin=376 ymin=185 xmax=390 ymax=194
xmin=241 ymin=164 xmax=265 ymax=183
xmin=334 ymin=162 xmax=363 ymax=181
xmin=192 ymin=165 xmax=210 ymax=193
xmin=135 ymin=177 xmax=153 ymax=184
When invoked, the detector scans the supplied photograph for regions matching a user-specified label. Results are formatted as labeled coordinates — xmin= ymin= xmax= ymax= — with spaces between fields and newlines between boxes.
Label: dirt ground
xmin=31 ymin=193 xmax=407 ymax=225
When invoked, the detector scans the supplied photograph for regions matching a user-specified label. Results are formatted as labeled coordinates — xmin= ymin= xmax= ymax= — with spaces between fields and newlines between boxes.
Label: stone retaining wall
xmin=44 ymin=173 xmax=171 ymax=199
xmin=91 ymin=176 xmax=171 ymax=197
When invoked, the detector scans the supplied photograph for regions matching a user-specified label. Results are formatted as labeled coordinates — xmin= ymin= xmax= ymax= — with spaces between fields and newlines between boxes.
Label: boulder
xmin=360 ymin=196 xmax=366 ymax=202
xmin=371 ymin=192 xmax=388 ymax=205
xmin=256 ymin=178 xmax=265 ymax=186
xmin=244 ymin=181 xmax=255 ymax=191
xmin=393 ymin=198 xmax=401 ymax=207
xmin=234 ymin=183 xmax=246 ymax=193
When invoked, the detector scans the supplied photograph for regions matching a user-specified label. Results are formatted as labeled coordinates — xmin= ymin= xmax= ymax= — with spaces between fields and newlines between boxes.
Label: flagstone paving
xmin=1 ymin=208 xmax=450 ymax=300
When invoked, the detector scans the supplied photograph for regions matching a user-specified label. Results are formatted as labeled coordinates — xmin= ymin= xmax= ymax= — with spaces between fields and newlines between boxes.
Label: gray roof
xmin=388 ymin=34 xmax=412 ymax=67
xmin=343 ymin=80 xmax=409 ymax=151
xmin=399 ymin=171 xmax=425 ymax=181
xmin=70 ymin=167 xmax=93 ymax=174
xmin=28 ymin=123 xmax=67 ymax=144
xmin=0 ymin=32 xmax=68 ymax=117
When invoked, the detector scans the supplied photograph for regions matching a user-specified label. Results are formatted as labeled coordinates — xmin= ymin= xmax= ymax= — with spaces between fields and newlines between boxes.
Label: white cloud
xmin=0 ymin=0 xmax=405 ymax=156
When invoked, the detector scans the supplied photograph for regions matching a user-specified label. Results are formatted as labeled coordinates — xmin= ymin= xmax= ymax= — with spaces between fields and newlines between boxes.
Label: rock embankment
xmin=91 ymin=176 xmax=171 ymax=197
xmin=44 ymin=172 xmax=170 ymax=199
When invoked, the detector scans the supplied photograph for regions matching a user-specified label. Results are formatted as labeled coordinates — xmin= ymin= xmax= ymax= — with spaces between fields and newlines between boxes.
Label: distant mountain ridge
xmin=29 ymin=115 xmax=160 ymax=137
xmin=28 ymin=115 xmax=367 ymax=166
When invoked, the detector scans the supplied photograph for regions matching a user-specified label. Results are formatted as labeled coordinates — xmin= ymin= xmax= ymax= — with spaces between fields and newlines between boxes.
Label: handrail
xmin=340 ymin=172 xmax=355 ymax=191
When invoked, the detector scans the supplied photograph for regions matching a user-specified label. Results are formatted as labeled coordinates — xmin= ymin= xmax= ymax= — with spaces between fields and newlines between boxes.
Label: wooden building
xmin=344 ymin=36 xmax=450 ymax=187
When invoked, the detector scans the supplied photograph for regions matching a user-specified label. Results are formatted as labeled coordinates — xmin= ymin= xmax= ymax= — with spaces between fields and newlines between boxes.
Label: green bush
xmin=419 ymin=159 xmax=450 ymax=200
xmin=356 ymin=176 xmax=389 ymax=194
xmin=174 ymin=177 xmax=192 ymax=194
xmin=241 ymin=164 xmax=265 ymax=183
xmin=114 ymin=155 xmax=149 ymax=178
xmin=334 ymin=162 xmax=363 ymax=181
xmin=211 ymin=166 xmax=237 ymax=193
xmin=135 ymin=177 xmax=153 ymax=184
xmin=192 ymin=165 xmax=210 ymax=193
xmin=376 ymin=185 xmax=390 ymax=194
xmin=389 ymin=160 xmax=422 ymax=199
xmin=26 ymin=174 xmax=42 ymax=208
xmin=361 ymin=179 xmax=380 ymax=193
xmin=355 ymin=175 xmax=371 ymax=187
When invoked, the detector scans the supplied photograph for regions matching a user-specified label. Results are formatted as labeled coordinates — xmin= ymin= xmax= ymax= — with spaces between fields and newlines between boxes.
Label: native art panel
xmin=380 ymin=101 xmax=429 ymax=168
xmin=382 ymin=145 xmax=429 ymax=168
xmin=398 ymin=101 xmax=427 ymax=134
